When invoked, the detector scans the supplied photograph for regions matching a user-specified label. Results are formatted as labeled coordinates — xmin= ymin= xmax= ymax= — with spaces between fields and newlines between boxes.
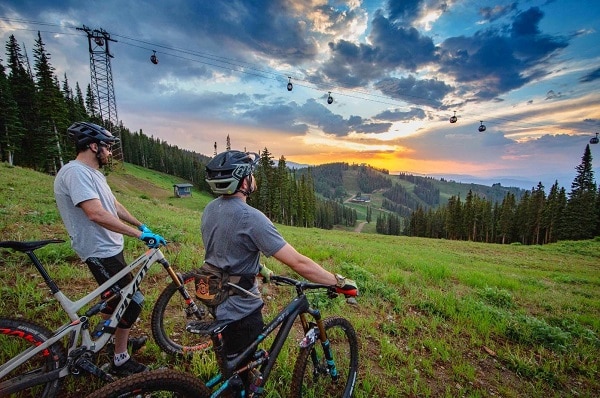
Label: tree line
xmin=403 ymin=145 xmax=599 ymax=244
xmin=248 ymin=149 xmax=356 ymax=230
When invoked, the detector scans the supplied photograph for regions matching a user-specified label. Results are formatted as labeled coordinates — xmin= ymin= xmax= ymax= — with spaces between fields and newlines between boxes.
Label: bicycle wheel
xmin=290 ymin=316 xmax=359 ymax=397
xmin=0 ymin=317 xmax=66 ymax=398
xmin=151 ymin=271 xmax=213 ymax=356
xmin=87 ymin=368 xmax=211 ymax=398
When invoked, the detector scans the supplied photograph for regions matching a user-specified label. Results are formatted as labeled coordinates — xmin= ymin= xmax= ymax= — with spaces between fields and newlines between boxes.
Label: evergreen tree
xmin=514 ymin=191 xmax=530 ymax=244
xmin=445 ymin=195 xmax=462 ymax=240
xmin=0 ymin=58 xmax=25 ymax=165
xmin=85 ymin=84 xmax=98 ymax=119
xmin=33 ymin=31 xmax=68 ymax=173
xmin=563 ymin=145 xmax=598 ymax=239
xmin=543 ymin=181 xmax=567 ymax=243
xmin=498 ymin=192 xmax=516 ymax=244
xmin=529 ymin=182 xmax=546 ymax=245
xmin=6 ymin=34 xmax=40 ymax=168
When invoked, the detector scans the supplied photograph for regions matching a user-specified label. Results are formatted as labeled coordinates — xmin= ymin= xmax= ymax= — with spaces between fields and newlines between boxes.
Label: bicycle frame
xmin=204 ymin=279 xmax=332 ymax=397
xmin=0 ymin=241 xmax=190 ymax=395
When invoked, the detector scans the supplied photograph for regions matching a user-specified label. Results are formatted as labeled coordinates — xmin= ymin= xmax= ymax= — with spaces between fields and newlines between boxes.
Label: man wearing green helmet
xmin=201 ymin=150 xmax=357 ymax=365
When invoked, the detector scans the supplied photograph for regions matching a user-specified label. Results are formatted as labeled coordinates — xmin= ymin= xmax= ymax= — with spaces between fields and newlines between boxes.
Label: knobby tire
xmin=150 ymin=270 xmax=212 ymax=357
xmin=0 ymin=317 xmax=66 ymax=398
xmin=87 ymin=368 xmax=211 ymax=398
xmin=290 ymin=316 xmax=359 ymax=397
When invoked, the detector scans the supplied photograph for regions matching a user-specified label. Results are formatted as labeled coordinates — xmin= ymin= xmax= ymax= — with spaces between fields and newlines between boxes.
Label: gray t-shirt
xmin=201 ymin=196 xmax=286 ymax=323
xmin=54 ymin=160 xmax=123 ymax=260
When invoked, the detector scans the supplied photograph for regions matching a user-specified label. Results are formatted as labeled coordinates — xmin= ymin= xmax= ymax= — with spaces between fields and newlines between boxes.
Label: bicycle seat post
xmin=25 ymin=249 xmax=61 ymax=295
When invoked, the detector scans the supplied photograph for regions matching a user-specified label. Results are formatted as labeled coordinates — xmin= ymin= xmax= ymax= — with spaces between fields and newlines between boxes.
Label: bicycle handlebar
xmin=270 ymin=274 xmax=358 ymax=297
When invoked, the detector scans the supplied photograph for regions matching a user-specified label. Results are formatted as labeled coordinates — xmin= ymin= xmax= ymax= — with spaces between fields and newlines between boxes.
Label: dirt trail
xmin=354 ymin=221 xmax=367 ymax=233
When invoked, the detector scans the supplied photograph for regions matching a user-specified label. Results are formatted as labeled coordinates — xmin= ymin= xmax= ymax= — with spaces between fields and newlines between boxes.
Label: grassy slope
xmin=1 ymin=162 xmax=599 ymax=397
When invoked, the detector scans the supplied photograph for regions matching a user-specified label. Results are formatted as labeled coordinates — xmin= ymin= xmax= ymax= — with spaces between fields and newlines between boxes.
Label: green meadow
xmin=1 ymin=162 xmax=598 ymax=397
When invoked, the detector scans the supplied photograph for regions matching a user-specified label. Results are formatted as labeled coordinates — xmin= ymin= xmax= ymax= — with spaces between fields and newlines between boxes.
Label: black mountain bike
xmin=89 ymin=274 xmax=360 ymax=397
xmin=0 ymin=239 xmax=210 ymax=397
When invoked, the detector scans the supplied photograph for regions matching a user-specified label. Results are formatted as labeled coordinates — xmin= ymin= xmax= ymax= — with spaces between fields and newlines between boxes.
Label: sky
xmin=1 ymin=0 xmax=599 ymax=190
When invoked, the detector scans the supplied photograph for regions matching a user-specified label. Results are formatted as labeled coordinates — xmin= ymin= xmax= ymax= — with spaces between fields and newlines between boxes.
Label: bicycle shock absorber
xmin=171 ymin=272 xmax=206 ymax=319
xmin=313 ymin=319 xmax=339 ymax=381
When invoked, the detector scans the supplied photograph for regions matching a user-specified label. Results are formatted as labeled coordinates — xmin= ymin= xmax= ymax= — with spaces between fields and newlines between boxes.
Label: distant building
xmin=173 ymin=183 xmax=194 ymax=198
xmin=350 ymin=194 xmax=371 ymax=203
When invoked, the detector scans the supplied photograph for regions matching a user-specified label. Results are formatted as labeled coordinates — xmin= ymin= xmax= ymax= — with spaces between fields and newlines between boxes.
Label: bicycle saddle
xmin=0 ymin=239 xmax=65 ymax=252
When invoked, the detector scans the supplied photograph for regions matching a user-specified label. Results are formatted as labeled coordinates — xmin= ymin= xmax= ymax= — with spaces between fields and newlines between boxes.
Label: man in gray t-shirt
xmin=202 ymin=150 xmax=357 ymax=365
xmin=54 ymin=122 xmax=166 ymax=376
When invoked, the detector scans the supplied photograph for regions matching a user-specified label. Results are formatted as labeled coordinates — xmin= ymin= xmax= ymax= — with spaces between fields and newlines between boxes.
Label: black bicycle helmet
xmin=67 ymin=122 xmax=119 ymax=150
xmin=205 ymin=150 xmax=259 ymax=195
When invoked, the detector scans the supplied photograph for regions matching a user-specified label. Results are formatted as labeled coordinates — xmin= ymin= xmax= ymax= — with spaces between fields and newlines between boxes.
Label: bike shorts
xmin=85 ymin=251 xmax=144 ymax=328
xmin=222 ymin=306 xmax=264 ymax=358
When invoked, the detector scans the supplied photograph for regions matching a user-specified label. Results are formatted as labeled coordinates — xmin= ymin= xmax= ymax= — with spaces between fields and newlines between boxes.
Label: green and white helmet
xmin=205 ymin=150 xmax=259 ymax=195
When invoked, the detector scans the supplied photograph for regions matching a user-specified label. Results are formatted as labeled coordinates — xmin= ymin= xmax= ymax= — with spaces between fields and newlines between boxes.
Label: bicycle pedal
xmin=186 ymin=320 xmax=213 ymax=335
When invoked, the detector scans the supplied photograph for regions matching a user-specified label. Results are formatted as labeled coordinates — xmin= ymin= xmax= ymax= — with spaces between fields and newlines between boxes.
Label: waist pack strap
xmin=228 ymin=274 xmax=257 ymax=294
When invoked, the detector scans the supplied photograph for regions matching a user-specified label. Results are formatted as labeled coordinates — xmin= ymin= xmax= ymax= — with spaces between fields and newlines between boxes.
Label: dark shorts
xmin=85 ymin=251 xmax=132 ymax=293
xmin=222 ymin=306 xmax=264 ymax=357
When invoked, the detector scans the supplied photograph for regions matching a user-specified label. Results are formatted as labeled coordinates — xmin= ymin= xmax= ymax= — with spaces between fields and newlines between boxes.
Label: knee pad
xmin=117 ymin=291 xmax=145 ymax=328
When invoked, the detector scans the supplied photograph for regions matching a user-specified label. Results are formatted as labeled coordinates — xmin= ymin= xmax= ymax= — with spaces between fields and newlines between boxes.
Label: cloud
xmin=580 ymin=67 xmax=600 ymax=83
xmin=386 ymin=0 xmax=422 ymax=23
xmin=313 ymin=10 xmax=437 ymax=87
xmin=479 ymin=2 xmax=518 ymax=22
xmin=374 ymin=76 xmax=453 ymax=107
xmin=374 ymin=107 xmax=426 ymax=121
xmin=545 ymin=90 xmax=562 ymax=100
xmin=437 ymin=7 xmax=569 ymax=101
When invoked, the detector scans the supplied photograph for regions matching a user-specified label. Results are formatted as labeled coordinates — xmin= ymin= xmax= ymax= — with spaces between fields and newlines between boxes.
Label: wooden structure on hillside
xmin=173 ymin=183 xmax=194 ymax=198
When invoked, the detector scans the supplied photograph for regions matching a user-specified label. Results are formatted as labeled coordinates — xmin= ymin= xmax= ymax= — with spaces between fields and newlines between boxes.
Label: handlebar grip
xmin=335 ymin=286 xmax=359 ymax=297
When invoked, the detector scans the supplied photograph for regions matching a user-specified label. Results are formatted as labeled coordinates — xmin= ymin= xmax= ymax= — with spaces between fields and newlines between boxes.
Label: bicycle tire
xmin=87 ymin=368 xmax=211 ymax=398
xmin=151 ymin=270 xmax=213 ymax=357
xmin=0 ymin=317 xmax=67 ymax=398
xmin=290 ymin=316 xmax=359 ymax=397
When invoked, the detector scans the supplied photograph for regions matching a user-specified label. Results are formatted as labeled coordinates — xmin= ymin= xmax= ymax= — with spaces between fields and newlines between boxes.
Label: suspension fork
xmin=303 ymin=309 xmax=340 ymax=381
xmin=157 ymin=258 xmax=204 ymax=318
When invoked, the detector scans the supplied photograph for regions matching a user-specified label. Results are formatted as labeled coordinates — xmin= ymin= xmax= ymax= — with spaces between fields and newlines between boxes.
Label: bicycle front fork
xmin=300 ymin=312 xmax=339 ymax=382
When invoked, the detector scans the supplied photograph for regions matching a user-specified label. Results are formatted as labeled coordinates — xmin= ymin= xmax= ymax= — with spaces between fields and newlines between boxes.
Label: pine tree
xmin=74 ymin=83 xmax=87 ymax=118
xmin=563 ymin=145 xmax=598 ymax=240
xmin=529 ymin=182 xmax=546 ymax=245
xmin=543 ymin=181 xmax=566 ymax=243
xmin=5 ymin=34 xmax=40 ymax=169
xmin=33 ymin=31 xmax=68 ymax=172
xmin=498 ymin=192 xmax=516 ymax=244
xmin=0 ymin=58 xmax=25 ymax=165
xmin=445 ymin=195 xmax=462 ymax=240
xmin=85 ymin=84 xmax=98 ymax=119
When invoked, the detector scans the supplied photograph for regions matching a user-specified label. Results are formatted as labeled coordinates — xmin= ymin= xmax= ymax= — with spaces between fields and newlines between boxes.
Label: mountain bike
xmin=88 ymin=274 xmax=360 ymax=397
xmin=0 ymin=238 xmax=210 ymax=398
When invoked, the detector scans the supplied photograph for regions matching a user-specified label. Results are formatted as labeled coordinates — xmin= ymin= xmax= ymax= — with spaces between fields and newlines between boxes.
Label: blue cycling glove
xmin=139 ymin=231 xmax=167 ymax=248
xmin=138 ymin=224 xmax=153 ymax=234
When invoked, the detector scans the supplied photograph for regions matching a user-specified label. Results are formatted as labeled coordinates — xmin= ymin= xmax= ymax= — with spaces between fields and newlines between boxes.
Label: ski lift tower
xmin=77 ymin=25 xmax=123 ymax=162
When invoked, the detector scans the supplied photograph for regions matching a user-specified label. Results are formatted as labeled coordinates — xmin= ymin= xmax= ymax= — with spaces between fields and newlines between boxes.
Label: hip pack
xmin=194 ymin=263 xmax=256 ymax=312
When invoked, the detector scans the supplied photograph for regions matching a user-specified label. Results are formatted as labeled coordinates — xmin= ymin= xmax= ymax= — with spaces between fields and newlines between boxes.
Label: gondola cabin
xmin=450 ymin=111 xmax=457 ymax=123
xmin=478 ymin=121 xmax=486 ymax=132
